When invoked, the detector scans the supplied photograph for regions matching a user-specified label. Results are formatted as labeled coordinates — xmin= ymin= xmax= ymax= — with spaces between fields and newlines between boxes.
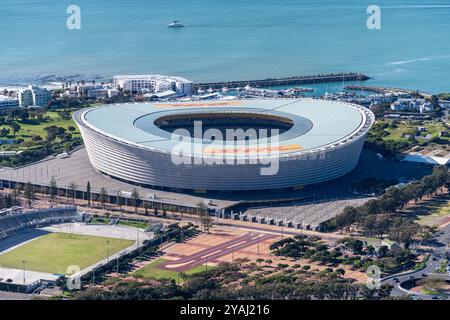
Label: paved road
xmin=382 ymin=223 xmax=450 ymax=300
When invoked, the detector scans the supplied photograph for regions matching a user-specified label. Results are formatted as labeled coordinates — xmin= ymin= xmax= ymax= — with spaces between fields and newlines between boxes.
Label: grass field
xmin=118 ymin=220 xmax=149 ymax=230
xmin=133 ymin=258 xmax=210 ymax=281
xmin=0 ymin=111 xmax=79 ymax=147
xmin=382 ymin=121 xmax=449 ymax=143
xmin=0 ymin=233 xmax=134 ymax=275
xmin=411 ymin=196 xmax=450 ymax=227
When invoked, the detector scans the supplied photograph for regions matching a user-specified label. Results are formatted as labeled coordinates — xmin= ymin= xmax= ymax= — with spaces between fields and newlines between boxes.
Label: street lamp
xmin=106 ymin=240 xmax=110 ymax=263
xmin=257 ymin=240 xmax=260 ymax=257
xmin=22 ymin=260 xmax=26 ymax=285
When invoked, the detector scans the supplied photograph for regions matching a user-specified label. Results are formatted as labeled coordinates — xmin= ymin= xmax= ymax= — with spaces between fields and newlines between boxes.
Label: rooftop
xmin=80 ymin=99 xmax=371 ymax=156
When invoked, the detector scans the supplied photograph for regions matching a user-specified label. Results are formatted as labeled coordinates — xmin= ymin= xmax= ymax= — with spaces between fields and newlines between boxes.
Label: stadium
xmin=73 ymin=99 xmax=375 ymax=192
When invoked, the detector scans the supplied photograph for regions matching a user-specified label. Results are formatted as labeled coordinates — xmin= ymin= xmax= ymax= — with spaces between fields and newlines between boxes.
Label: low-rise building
xmin=114 ymin=75 xmax=193 ymax=97
xmin=390 ymin=98 xmax=432 ymax=113
xmin=144 ymin=90 xmax=177 ymax=101
xmin=0 ymin=96 xmax=19 ymax=109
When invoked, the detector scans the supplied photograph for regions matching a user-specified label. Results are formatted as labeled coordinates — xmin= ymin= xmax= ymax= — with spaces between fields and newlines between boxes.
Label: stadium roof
xmin=81 ymin=99 xmax=369 ymax=155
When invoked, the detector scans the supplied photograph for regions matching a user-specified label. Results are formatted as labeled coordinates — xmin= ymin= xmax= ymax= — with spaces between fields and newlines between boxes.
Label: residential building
xmin=114 ymin=75 xmax=193 ymax=97
xmin=18 ymin=85 xmax=51 ymax=107
xmin=0 ymin=96 xmax=19 ymax=109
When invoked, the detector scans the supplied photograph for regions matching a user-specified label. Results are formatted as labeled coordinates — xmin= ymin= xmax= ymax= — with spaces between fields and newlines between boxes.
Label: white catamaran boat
xmin=167 ymin=19 xmax=185 ymax=28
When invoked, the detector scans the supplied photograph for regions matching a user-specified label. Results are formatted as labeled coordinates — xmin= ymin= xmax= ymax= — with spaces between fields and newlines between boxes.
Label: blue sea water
xmin=1 ymin=0 xmax=450 ymax=93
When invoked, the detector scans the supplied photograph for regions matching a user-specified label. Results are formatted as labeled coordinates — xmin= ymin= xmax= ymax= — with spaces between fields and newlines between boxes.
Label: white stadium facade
xmin=74 ymin=99 xmax=375 ymax=192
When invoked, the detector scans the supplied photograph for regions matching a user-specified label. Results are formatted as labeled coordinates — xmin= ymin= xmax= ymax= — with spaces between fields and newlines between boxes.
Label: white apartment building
xmin=114 ymin=75 xmax=193 ymax=97
xmin=0 ymin=96 xmax=19 ymax=109
xmin=18 ymin=85 xmax=52 ymax=107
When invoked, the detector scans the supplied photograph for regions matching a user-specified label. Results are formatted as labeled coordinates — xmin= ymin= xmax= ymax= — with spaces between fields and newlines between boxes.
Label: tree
xmin=24 ymin=181 xmax=34 ymax=208
xmin=49 ymin=176 xmax=57 ymax=202
xmin=377 ymin=284 xmax=393 ymax=299
xmin=197 ymin=202 xmax=212 ymax=232
xmin=9 ymin=122 xmax=21 ymax=137
xmin=256 ymin=258 xmax=264 ymax=267
xmin=99 ymin=187 xmax=108 ymax=209
xmin=339 ymin=237 xmax=364 ymax=254
xmin=131 ymin=188 xmax=140 ymax=213
xmin=0 ymin=127 xmax=10 ymax=137
xmin=11 ymin=186 xmax=21 ymax=206
xmin=359 ymin=286 xmax=377 ymax=300
xmin=335 ymin=206 xmax=358 ymax=232
xmin=68 ymin=182 xmax=78 ymax=204
xmin=116 ymin=191 xmax=122 ymax=210
xmin=86 ymin=181 xmax=91 ymax=206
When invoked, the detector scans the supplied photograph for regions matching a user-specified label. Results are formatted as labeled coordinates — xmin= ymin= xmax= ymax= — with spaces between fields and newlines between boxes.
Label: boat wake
xmin=387 ymin=55 xmax=450 ymax=66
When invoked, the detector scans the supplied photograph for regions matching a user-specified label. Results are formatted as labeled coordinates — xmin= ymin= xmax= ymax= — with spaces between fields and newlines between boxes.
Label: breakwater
xmin=194 ymin=73 xmax=370 ymax=90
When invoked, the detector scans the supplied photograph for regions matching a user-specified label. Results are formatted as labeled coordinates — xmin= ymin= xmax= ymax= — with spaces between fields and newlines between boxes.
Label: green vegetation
xmin=435 ymin=258 xmax=449 ymax=274
xmin=417 ymin=278 xmax=448 ymax=296
xmin=412 ymin=197 xmax=450 ymax=227
xmin=325 ymin=166 xmax=449 ymax=247
xmin=269 ymin=234 xmax=418 ymax=275
xmin=73 ymin=260 xmax=394 ymax=300
xmin=89 ymin=216 xmax=111 ymax=225
xmin=133 ymin=258 xmax=210 ymax=281
xmin=0 ymin=111 xmax=79 ymax=145
xmin=0 ymin=233 xmax=133 ymax=274
xmin=438 ymin=93 xmax=450 ymax=101
xmin=0 ymin=108 xmax=83 ymax=167
xmin=117 ymin=220 xmax=149 ymax=230
xmin=366 ymin=119 xmax=449 ymax=155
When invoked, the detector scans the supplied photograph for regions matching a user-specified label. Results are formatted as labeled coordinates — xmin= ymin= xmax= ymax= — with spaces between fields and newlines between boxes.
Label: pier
xmin=194 ymin=73 xmax=370 ymax=90
xmin=345 ymin=85 xmax=432 ymax=99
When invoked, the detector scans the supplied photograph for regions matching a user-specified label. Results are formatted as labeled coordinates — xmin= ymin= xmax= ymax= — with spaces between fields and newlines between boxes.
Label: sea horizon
xmin=1 ymin=0 xmax=450 ymax=93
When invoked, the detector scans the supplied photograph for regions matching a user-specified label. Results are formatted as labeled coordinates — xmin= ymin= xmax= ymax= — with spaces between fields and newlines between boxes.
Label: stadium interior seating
xmin=0 ymin=207 xmax=80 ymax=239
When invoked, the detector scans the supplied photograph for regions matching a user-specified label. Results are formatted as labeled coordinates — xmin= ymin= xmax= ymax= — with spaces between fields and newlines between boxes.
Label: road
xmin=382 ymin=223 xmax=450 ymax=300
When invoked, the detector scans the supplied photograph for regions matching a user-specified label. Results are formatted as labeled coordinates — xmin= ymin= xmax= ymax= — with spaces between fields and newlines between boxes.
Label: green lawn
xmin=133 ymin=258 xmax=211 ymax=281
xmin=383 ymin=122 xmax=449 ymax=143
xmin=0 ymin=111 xmax=80 ymax=147
xmin=0 ymin=233 xmax=134 ymax=275
xmin=412 ymin=197 xmax=450 ymax=226
xmin=118 ymin=220 xmax=149 ymax=230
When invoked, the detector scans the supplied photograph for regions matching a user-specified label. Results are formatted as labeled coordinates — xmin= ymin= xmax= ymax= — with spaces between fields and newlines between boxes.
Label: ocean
xmin=1 ymin=0 xmax=450 ymax=93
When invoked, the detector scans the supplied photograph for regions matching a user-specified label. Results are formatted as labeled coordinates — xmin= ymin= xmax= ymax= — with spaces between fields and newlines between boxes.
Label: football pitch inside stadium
xmin=0 ymin=233 xmax=134 ymax=275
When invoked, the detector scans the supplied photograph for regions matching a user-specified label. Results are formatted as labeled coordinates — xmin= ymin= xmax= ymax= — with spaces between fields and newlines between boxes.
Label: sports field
xmin=0 ymin=233 xmax=134 ymax=275
xmin=133 ymin=258 xmax=210 ymax=281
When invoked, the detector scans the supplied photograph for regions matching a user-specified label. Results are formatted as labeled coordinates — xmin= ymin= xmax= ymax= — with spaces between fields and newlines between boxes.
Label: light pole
xmin=22 ymin=260 xmax=26 ymax=285
xmin=116 ymin=255 xmax=120 ymax=274
xmin=257 ymin=240 xmax=260 ymax=257
xmin=106 ymin=240 xmax=110 ymax=263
